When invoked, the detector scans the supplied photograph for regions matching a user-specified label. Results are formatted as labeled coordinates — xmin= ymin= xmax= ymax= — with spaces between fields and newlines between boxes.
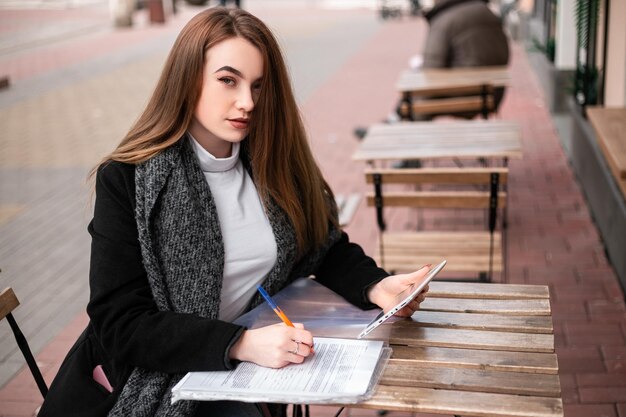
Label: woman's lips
xmin=228 ymin=119 xmax=249 ymax=129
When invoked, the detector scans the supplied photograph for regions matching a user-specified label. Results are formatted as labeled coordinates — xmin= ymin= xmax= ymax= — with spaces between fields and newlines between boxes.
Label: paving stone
xmin=565 ymin=322 xmax=626 ymax=346
xmin=576 ymin=372 xmax=626 ymax=386
xmin=579 ymin=387 xmax=626 ymax=403
xmin=563 ymin=403 xmax=617 ymax=417
xmin=556 ymin=346 xmax=606 ymax=373
xmin=0 ymin=400 xmax=40 ymax=417
xmin=559 ymin=373 xmax=580 ymax=404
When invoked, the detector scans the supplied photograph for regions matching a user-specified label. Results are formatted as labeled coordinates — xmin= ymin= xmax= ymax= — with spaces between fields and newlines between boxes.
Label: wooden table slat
xmin=428 ymin=281 xmax=550 ymax=299
xmin=381 ymin=231 xmax=502 ymax=247
xmin=396 ymin=67 xmax=511 ymax=93
xmin=357 ymin=385 xmax=563 ymax=417
xmin=353 ymin=121 xmax=522 ymax=161
xmin=389 ymin=326 xmax=554 ymax=353
xmin=390 ymin=345 xmax=559 ymax=374
xmin=407 ymin=310 xmax=554 ymax=333
xmin=364 ymin=132 xmax=522 ymax=142
xmin=368 ymin=120 xmax=519 ymax=135
xmin=420 ymin=297 xmax=552 ymax=316
xmin=381 ymin=362 xmax=561 ymax=397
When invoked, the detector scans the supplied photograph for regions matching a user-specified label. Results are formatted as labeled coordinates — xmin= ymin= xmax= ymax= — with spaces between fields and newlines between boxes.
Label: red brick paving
xmin=1 ymin=3 xmax=626 ymax=417
xmin=563 ymin=403 xmax=617 ymax=417
xmin=0 ymin=6 xmax=194 ymax=83
xmin=0 ymin=312 xmax=88 ymax=417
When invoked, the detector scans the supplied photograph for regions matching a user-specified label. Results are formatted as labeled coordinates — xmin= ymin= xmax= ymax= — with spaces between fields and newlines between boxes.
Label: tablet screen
xmin=358 ymin=260 xmax=447 ymax=339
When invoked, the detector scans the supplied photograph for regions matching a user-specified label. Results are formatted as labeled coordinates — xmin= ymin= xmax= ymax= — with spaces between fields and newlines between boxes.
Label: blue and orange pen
xmin=256 ymin=285 xmax=314 ymax=351
xmin=256 ymin=285 xmax=295 ymax=327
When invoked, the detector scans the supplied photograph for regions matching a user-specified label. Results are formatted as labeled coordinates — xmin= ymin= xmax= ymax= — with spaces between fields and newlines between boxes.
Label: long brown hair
xmin=94 ymin=8 xmax=337 ymax=255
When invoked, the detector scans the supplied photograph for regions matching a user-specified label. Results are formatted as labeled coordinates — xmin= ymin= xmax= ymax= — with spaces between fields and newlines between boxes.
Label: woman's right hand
xmin=229 ymin=323 xmax=314 ymax=368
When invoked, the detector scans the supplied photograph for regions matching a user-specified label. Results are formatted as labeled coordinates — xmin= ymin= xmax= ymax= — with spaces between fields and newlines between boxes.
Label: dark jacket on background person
xmin=423 ymin=0 xmax=509 ymax=69
xmin=38 ymin=139 xmax=388 ymax=417
xmin=422 ymin=0 xmax=510 ymax=113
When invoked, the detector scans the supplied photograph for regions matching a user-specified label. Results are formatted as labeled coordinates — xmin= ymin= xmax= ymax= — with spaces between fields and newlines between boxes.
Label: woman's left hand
xmin=367 ymin=265 xmax=431 ymax=317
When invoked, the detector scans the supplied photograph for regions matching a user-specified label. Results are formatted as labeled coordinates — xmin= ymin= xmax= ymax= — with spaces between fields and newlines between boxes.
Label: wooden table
xmin=352 ymin=120 xmax=522 ymax=163
xmin=341 ymin=281 xmax=563 ymax=417
xmin=238 ymin=278 xmax=562 ymax=417
xmin=396 ymin=67 xmax=510 ymax=95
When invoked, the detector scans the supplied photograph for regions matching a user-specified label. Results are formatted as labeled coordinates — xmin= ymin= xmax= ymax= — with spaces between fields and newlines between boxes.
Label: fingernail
xmin=421 ymin=264 xmax=432 ymax=269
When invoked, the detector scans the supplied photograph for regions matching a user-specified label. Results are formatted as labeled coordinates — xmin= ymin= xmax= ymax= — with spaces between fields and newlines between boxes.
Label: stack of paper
xmin=171 ymin=337 xmax=388 ymax=404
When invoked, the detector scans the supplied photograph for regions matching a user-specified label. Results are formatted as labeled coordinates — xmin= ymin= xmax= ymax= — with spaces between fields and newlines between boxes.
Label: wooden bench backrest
xmin=412 ymin=96 xmax=495 ymax=116
xmin=408 ymin=83 xmax=496 ymax=98
xmin=365 ymin=168 xmax=509 ymax=184
xmin=397 ymin=82 xmax=498 ymax=120
xmin=365 ymin=168 xmax=508 ymax=210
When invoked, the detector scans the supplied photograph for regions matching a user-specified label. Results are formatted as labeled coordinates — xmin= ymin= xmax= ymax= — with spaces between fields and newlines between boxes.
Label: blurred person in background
xmin=39 ymin=7 xmax=431 ymax=417
xmin=418 ymin=0 xmax=509 ymax=112
xmin=422 ymin=0 xmax=509 ymax=69
xmin=355 ymin=0 xmax=509 ymax=142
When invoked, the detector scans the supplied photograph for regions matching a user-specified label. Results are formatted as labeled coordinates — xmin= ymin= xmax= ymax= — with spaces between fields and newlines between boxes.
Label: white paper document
xmin=171 ymin=337 xmax=387 ymax=404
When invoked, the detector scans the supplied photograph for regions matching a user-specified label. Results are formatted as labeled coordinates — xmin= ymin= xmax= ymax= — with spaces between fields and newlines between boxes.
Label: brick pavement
xmin=1 ymin=1 xmax=625 ymax=417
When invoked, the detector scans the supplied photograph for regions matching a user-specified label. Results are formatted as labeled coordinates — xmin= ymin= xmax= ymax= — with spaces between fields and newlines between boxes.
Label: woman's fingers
xmin=279 ymin=327 xmax=314 ymax=365
xmin=292 ymin=328 xmax=314 ymax=350
xmin=393 ymin=292 xmax=426 ymax=317
xmin=286 ymin=340 xmax=312 ymax=363
xmin=231 ymin=323 xmax=315 ymax=368
xmin=398 ymin=264 xmax=431 ymax=286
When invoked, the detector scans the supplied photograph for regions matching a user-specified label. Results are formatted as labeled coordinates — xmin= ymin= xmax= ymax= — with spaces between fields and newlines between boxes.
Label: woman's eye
xmin=219 ymin=77 xmax=235 ymax=86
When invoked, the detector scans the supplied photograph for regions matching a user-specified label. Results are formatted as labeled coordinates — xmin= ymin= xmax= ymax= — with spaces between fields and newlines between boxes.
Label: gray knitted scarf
xmin=107 ymin=138 xmax=340 ymax=416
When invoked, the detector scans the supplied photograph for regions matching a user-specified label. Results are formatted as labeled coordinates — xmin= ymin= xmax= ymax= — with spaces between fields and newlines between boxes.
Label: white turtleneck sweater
xmin=189 ymin=135 xmax=277 ymax=322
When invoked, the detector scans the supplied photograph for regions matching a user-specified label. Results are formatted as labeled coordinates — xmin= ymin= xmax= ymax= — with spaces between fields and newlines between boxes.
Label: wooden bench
xmin=334 ymin=193 xmax=362 ymax=228
xmin=586 ymin=107 xmax=626 ymax=198
xmin=365 ymin=167 xmax=508 ymax=281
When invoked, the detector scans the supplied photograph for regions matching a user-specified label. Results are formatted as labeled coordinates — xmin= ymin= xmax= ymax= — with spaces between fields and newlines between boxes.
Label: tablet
xmin=358 ymin=260 xmax=447 ymax=339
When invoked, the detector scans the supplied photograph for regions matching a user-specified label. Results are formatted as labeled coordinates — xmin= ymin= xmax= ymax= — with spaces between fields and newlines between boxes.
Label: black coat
xmin=39 ymin=161 xmax=388 ymax=416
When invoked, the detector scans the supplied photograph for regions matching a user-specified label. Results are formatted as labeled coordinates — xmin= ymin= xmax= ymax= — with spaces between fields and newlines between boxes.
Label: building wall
xmin=605 ymin=0 xmax=626 ymax=106
xmin=555 ymin=0 xmax=576 ymax=69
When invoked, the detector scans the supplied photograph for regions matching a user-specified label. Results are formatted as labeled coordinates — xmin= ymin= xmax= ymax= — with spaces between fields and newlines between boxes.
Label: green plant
xmin=574 ymin=0 xmax=601 ymax=106
xmin=574 ymin=64 xmax=599 ymax=105
xmin=575 ymin=0 xmax=600 ymax=49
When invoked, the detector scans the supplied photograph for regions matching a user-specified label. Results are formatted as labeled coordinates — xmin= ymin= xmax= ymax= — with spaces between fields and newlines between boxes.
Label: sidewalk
xmin=1 ymin=2 xmax=625 ymax=417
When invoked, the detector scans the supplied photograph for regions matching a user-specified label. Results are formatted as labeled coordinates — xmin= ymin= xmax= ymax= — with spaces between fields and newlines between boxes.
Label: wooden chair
xmin=365 ymin=167 xmax=508 ymax=282
xmin=1 ymin=287 xmax=48 ymax=398
xmin=398 ymin=84 xmax=498 ymax=121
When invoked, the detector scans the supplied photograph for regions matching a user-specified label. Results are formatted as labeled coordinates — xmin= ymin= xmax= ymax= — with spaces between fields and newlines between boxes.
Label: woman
xmin=39 ymin=8 xmax=430 ymax=417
